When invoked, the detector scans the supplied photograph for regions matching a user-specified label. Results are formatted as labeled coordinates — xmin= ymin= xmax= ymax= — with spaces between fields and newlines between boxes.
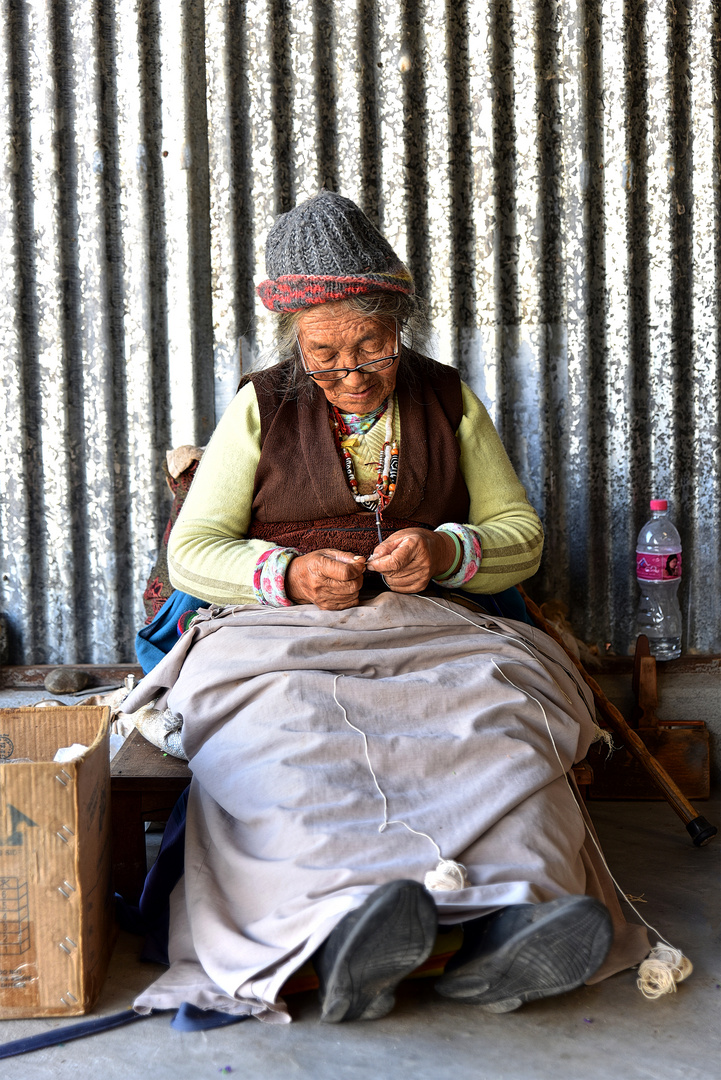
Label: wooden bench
xmin=110 ymin=728 xmax=191 ymax=903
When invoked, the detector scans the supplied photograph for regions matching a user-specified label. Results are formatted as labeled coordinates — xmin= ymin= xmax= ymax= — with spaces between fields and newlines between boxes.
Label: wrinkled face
xmin=296 ymin=303 xmax=399 ymax=414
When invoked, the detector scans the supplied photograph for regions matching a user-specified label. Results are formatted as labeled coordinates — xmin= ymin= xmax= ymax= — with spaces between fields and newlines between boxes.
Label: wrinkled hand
xmin=286 ymin=549 xmax=366 ymax=609
xmin=366 ymin=528 xmax=457 ymax=593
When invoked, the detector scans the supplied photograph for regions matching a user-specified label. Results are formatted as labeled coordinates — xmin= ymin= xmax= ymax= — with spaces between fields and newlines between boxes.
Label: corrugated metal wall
xmin=1 ymin=0 xmax=719 ymax=665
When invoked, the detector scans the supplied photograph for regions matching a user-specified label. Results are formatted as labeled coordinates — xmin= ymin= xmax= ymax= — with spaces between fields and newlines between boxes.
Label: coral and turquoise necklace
xmin=330 ymin=396 xmax=399 ymax=520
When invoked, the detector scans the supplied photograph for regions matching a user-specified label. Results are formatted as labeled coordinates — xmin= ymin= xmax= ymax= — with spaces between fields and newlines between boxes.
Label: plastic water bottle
xmin=635 ymin=499 xmax=682 ymax=660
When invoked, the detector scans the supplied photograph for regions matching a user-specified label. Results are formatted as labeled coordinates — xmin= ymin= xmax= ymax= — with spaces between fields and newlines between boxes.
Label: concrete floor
xmin=1 ymin=794 xmax=719 ymax=1080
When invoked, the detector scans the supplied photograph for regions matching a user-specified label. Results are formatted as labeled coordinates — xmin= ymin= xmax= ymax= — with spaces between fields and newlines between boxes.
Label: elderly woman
xmin=125 ymin=191 xmax=648 ymax=1025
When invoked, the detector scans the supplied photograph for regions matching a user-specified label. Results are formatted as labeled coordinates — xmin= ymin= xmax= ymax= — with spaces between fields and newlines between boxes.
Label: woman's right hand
xmin=285 ymin=550 xmax=366 ymax=609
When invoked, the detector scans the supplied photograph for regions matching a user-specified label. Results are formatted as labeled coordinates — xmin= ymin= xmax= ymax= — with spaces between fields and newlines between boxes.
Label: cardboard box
xmin=0 ymin=706 xmax=113 ymax=1017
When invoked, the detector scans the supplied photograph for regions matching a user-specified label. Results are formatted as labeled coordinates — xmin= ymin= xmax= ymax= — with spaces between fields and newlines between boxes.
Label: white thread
xmin=333 ymin=674 xmax=468 ymax=892
xmin=637 ymin=945 xmax=693 ymax=998
xmin=424 ymin=860 xmax=470 ymax=891
xmin=416 ymin=594 xmax=693 ymax=997
xmin=419 ymin=595 xmax=576 ymax=707
xmin=592 ymin=724 xmax=616 ymax=756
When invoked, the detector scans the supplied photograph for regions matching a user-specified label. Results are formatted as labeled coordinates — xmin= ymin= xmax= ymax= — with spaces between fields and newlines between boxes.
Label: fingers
xmin=309 ymin=573 xmax=363 ymax=609
xmin=366 ymin=535 xmax=416 ymax=573
xmin=314 ymin=594 xmax=361 ymax=611
xmin=315 ymin=551 xmax=366 ymax=581
xmin=285 ymin=535 xmax=448 ymax=608
xmin=316 ymin=549 xmax=364 ymax=564
xmin=366 ymin=535 xmax=403 ymax=560
xmin=365 ymin=529 xmax=440 ymax=593
xmin=286 ymin=550 xmax=366 ymax=608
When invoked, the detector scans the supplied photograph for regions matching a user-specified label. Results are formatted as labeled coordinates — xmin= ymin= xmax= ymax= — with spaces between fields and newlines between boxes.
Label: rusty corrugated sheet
xmin=0 ymin=0 xmax=718 ymax=664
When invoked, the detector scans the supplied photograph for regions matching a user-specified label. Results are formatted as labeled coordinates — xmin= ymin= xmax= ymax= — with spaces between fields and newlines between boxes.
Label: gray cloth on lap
xmin=123 ymin=593 xmax=649 ymax=1023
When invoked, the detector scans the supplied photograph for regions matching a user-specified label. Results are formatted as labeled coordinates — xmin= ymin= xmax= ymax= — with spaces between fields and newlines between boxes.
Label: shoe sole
xmin=320 ymin=880 xmax=437 ymax=1023
xmin=435 ymin=896 xmax=613 ymax=1012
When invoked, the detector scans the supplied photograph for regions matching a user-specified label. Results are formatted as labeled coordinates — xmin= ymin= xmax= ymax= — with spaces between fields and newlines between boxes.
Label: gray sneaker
xmin=314 ymin=880 xmax=437 ymax=1022
xmin=435 ymin=895 xmax=613 ymax=1012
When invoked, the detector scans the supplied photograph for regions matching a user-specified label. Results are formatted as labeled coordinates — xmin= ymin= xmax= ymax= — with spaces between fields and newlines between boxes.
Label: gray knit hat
xmin=256 ymin=189 xmax=414 ymax=312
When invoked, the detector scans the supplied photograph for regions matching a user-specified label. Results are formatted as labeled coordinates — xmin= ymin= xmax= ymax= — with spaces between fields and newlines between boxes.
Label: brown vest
xmin=244 ymin=351 xmax=470 ymax=556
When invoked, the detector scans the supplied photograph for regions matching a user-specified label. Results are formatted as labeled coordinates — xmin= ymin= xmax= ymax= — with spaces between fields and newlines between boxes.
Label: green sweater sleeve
xmin=454 ymin=382 xmax=544 ymax=593
xmin=167 ymin=382 xmax=273 ymax=604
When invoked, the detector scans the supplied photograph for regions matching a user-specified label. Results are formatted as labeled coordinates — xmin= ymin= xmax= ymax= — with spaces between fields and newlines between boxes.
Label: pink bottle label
xmin=636 ymin=552 xmax=682 ymax=581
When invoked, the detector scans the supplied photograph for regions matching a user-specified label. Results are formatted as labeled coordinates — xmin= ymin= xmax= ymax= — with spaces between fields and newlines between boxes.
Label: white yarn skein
xmin=637 ymin=944 xmax=693 ymax=999
xmin=591 ymin=723 xmax=615 ymax=756
xmin=424 ymin=859 xmax=470 ymax=892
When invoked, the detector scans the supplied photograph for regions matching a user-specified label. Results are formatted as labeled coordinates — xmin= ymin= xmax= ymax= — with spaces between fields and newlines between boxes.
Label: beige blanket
xmin=123 ymin=593 xmax=649 ymax=1022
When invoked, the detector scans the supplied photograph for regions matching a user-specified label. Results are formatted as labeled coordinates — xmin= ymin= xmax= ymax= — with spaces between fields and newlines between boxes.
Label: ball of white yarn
xmin=424 ymin=859 xmax=469 ymax=892
xmin=637 ymin=944 xmax=693 ymax=999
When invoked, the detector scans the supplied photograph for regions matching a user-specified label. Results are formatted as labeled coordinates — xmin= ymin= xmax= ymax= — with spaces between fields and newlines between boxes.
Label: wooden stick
xmin=518 ymin=588 xmax=717 ymax=846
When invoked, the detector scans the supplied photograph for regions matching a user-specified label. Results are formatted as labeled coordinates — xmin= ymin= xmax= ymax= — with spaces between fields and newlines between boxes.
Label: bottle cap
xmin=649 ymin=499 xmax=668 ymax=511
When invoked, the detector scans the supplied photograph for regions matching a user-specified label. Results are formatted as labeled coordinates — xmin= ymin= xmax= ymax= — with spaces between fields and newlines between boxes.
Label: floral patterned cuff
xmin=432 ymin=524 xmax=483 ymax=589
xmin=253 ymin=547 xmax=301 ymax=607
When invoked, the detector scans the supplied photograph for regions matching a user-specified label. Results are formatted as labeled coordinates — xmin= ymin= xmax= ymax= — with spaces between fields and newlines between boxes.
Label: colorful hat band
xmin=257 ymin=272 xmax=414 ymax=313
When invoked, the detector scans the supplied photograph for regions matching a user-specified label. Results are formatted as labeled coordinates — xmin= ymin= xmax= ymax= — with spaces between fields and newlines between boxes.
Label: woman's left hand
xmin=366 ymin=528 xmax=457 ymax=593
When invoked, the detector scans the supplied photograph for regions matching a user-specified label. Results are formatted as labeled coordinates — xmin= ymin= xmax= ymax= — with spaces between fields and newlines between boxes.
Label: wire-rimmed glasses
xmin=298 ymin=323 xmax=400 ymax=383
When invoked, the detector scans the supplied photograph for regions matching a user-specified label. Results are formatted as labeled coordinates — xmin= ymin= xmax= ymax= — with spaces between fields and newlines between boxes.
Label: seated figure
xmin=124 ymin=190 xmax=649 ymax=1024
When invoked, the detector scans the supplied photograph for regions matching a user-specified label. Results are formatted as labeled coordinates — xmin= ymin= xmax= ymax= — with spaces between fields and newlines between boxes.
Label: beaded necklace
xmin=330 ymin=395 xmax=399 ymax=520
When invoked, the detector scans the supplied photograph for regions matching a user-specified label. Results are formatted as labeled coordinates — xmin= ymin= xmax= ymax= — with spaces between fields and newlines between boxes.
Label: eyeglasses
xmin=298 ymin=323 xmax=400 ymax=383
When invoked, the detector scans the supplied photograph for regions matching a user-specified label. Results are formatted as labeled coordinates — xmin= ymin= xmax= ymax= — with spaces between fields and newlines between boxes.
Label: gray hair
xmin=267 ymin=292 xmax=430 ymax=402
